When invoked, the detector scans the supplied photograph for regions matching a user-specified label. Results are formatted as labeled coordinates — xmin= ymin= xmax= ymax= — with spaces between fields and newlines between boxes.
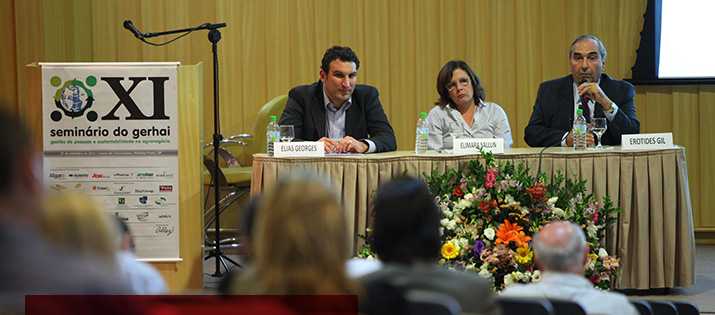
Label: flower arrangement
xmin=360 ymin=151 xmax=622 ymax=291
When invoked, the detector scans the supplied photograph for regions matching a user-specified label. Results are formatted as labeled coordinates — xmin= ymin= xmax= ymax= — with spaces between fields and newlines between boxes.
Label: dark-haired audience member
xmin=279 ymin=45 xmax=396 ymax=153
xmin=217 ymin=196 xmax=262 ymax=295
xmin=115 ymin=217 xmax=168 ymax=294
xmin=0 ymin=110 xmax=129 ymax=312
xmin=427 ymin=60 xmax=513 ymax=150
xmin=501 ymin=221 xmax=637 ymax=315
xmin=359 ymin=176 xmax=496 ymax=314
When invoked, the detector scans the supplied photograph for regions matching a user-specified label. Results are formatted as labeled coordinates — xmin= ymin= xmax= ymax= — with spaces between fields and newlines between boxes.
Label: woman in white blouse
xmin=427 ymin=60 xmax=513 ymax=151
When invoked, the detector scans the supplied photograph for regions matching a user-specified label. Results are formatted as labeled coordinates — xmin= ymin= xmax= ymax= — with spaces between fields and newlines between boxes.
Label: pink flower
xmin=485 ymin=170 xmax=497 ymax=188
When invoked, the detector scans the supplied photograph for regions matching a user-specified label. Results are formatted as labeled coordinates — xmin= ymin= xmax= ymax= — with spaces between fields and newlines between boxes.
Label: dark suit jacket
xmin=279 ymin=81 xmax=397 ymax=152
xmin=524 ymin=74 xmax=640 ymax=147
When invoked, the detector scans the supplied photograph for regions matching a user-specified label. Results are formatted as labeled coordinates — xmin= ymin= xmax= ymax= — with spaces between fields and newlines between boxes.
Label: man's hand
xmin=577 ymin=82 xmax=613 ymax=111
xmin=318 ymin=137 xmax=339 ymax=153
xmin=338 ymin=136 xmax=368 ymax=153
xmin=565 ymin=131 xmax=595 ymax=147
xmin=318 ymin=136 xmax=368 ymax=153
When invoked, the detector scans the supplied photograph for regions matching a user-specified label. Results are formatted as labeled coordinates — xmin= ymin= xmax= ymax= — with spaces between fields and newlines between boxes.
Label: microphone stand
xmin=128 ymin=22 xmax=240 ymax=277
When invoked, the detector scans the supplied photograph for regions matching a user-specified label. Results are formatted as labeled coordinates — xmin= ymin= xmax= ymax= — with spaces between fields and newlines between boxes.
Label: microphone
xmin=123 ymin=20 xmax=143 ymax=39
xmin=537 ymin=132 xmax=569 ymax=178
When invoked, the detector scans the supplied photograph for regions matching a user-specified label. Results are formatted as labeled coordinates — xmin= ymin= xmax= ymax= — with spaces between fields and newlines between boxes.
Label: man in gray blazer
xmin=524 ymin=35 xmax=640 ymax=147
xmin=279 ymin=46 xmax=396 ymax=153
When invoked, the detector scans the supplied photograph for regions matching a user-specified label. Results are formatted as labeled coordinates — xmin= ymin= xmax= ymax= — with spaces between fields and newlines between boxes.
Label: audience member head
xmin=532 ymin=221 xmax=588 ymax=274
xmin=0 ymin=108 xmax=42 ymax=226
xmin=237 ymin=174 xmax=356 ymax=295
xmin=435 ymin=60 xmax=486 ymax=107
xmin=41 ymin=192 xmax=118 ymax=265
xmin=372 ymin=176 xmax=441 ymax=264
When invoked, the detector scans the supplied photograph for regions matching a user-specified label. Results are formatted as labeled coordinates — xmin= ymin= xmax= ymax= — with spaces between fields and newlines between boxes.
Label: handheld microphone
xmin=123 ymin=20 xmax=143 ymax=39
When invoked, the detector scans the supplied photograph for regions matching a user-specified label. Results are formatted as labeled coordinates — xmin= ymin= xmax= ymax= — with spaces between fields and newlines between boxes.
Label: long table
xmin=251 ymin=147 xmax=695 ymax=290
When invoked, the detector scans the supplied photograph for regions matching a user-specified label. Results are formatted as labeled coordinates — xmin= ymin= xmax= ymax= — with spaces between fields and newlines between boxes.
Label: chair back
xmin=630 ymin=300 xmax=654 ymax=315
xmin=647 ymin=301 xmax=678 ymax=315
xmin=404 ymin=290 xmax=461 ymax=315
xmin=547 ymin=299 xmax=586 ymax=315
xmin=496 ymin=297 xmax=555 ymax=315
xmin=672 ymin=301 xmax=699 ymax=315
xmin=252 ymin=95 xmax=288 ymax=155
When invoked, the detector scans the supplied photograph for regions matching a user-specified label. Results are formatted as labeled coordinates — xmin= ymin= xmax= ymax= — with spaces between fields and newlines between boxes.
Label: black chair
xmin=496 ymin=297 xmax=555 ymax=315
xmin=547 ymin=299 xmax=586 ymax=315
xmin=647 ymin=300 xmax=678 ymax=315
xmin=631 ymin=300 xmax=654 ymax=315
xmin=672 ymin=301 xmax=699 ymax=315
xmin=404 ymin=290 xmax=461 ymax=315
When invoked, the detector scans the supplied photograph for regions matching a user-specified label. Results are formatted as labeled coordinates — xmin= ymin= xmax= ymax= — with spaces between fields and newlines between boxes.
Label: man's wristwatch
xmin=605 ymin=102 xmax=616 ymax=114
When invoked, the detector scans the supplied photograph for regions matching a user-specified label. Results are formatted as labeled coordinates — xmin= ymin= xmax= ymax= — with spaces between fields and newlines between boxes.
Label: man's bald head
xmin=533 ymin=221 xmax=587 ymax=274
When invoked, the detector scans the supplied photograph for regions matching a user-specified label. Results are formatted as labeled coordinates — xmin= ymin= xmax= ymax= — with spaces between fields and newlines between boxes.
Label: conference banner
xmin=40 ymin=62 xmax=180 ymax=261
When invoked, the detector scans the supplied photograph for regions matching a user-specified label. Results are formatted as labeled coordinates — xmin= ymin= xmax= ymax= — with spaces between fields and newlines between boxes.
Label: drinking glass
xmin=592 ymin=118 xmax=607 ymax=149
xmin=448 ymin=122 xmax=463 ymax=140
xmin=279 ymin=125 xmax=294 ymax=142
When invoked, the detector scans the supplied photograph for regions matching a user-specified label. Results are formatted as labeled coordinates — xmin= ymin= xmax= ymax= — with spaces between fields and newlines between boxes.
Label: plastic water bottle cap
xmin=576 ymin=109 xmax=583 ymax=115
xmin=420 ymin=112 xmax=427 ymax=118
xmin=270 ymin=116 xmax=276 ymax=121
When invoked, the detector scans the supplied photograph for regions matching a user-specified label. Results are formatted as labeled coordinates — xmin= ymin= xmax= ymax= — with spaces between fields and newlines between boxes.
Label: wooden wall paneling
xmin=264 ymin=0 xmax=292 ymax=106
xmin=288 ymin=0 xmax=318 ymax=87
xmin=514 ymin=0 xmax=542 ymax=148
xmin=15 ymin=0 xmax=44 ymax=117
xmin=414 ymin=0 xmax=441 ymax=118
xmin=539 ymin=1 xmax=569 ymax=83
xmin=672 ymin=86 xmax=700 ymax=230
xmin=362 ymin=0 xmax=392 ymax=141
xmin=698 ymin=86 xmax=715 ymax=227
xmin=618 ymin=1 xmax=647 ymax=79
xmin=139 ymin=1 xmax=168 ymax=63
xmin=640 ymin=86 xmax=673 ymax=134
xmin=490 ymin=1 xmax=517 ymax=146
xmin=0 ymin=0 xmax=18 ymax=113
xmin=388 ymin=0 xmax=417 ymax=151
xmin=236 ymin=1 xmax=270 ymax=137
xmin=467 ymin=0 xmax=494 ymax=93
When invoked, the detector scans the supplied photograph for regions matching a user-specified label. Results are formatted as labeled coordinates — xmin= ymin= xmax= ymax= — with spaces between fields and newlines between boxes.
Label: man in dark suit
xmin=279 ymin=46 xmax=396 ymax=153
xmin=524 ymin=35 xmax=640 ymax=147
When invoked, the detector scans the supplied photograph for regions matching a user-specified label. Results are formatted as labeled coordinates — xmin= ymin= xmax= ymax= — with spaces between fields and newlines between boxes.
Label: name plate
xmin=622 ymin=133 xmax=673 ymax=150
xmin=274 ymin=142 xmax=325 ymax=157
xmin=453 ymin=138 xmax=504 ymax=154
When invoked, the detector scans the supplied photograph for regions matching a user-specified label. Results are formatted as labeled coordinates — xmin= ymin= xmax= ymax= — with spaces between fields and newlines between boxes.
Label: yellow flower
xmin=441 ymin=242 xmax=459 ymax=259
xmin=515 ymin=247 xmax=533 ymax=264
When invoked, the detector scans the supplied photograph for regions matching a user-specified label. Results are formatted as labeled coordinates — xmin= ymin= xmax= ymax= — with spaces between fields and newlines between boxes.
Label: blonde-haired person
xmin=231 ymin=175 xmax=359 ymax=296
xmin=41 ymin=192 xmax=119 ymax=268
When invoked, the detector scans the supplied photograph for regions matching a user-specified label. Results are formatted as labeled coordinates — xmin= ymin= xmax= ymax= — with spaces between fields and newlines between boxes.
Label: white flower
xmin=547 ymin=196 xmax=558 ymax=204
xmin=458 ymin=237 xmax=469 ymax=250
xmin=478 ymin=268 xmax=492 ymax=279
xmin=440 ymin=218 xmax=450 ymax=228
xmin=464 ymin=193 xmax=474 ymax=201
xmin=514 ymin=271 xmax=527 ymax=282
xmin=458 ymin=198 xmax=473 ymax=209
xmin=465 ymin=263 xmax=477 ymax=271
xmin=586 ymin=221 xmax=598 ymax=239
xmin=504 ymin=194 xmax=517 ymax=205
xmin=504 ymin=273 xmax=515 ymax=287
xmin=446 ymin=220 xmax=457 ymax=231
xmin=519 ymin=206 xmax=529 ymax=215
xmin=552 ymin=207 xmax=565 ymax=218
xmin=598 ymin=248 xmax=609 ymax=258
xmin=484 ymin=227 xmax=495 ymax=240
xmin=531 ymin=270 xmax=541 ymax=282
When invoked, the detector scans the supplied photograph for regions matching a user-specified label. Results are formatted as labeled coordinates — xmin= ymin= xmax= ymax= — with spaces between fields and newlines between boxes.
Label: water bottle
xmin=266 ymin=116 xmax=280 ymax=156
xmin=573 ymin=109 xmax=587 ymax=151
xmin=415 ymin=112 xmax=429 ymax=154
